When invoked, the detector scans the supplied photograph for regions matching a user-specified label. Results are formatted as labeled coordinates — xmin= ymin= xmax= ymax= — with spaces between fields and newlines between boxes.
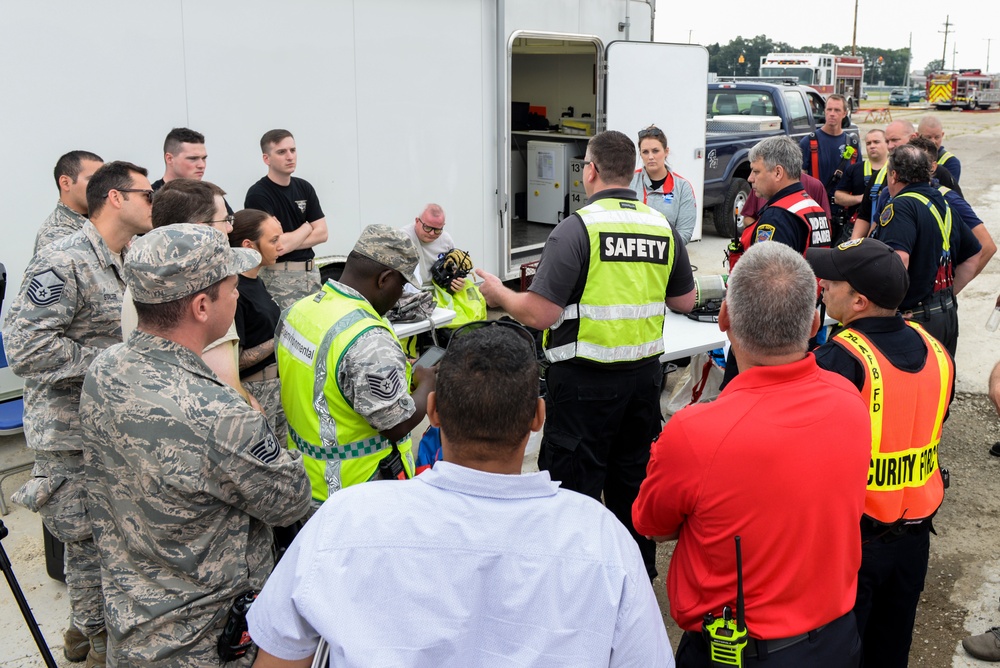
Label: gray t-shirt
xmin=399 ymin=224 xmax=455 ymax=289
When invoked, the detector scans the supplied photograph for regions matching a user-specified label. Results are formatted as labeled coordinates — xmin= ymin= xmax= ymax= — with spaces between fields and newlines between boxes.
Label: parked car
xmin=890 ymin=88 xmax=922 ymax=106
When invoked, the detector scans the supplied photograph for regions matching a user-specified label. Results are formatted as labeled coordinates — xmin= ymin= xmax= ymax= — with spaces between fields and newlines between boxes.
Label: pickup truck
xmin=703 ymin=81 xmax=861 ymax=238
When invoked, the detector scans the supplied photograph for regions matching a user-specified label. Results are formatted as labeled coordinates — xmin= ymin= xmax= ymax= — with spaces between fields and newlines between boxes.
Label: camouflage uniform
xmin=3 ymin=221 xmax=124 ymax=639
xmin=77 ymin=223 xmax=310 ymax=667
xmin=244 ymin=376 xmax=287 ymax=443
xmin=33 ymin=200 xmax=88 ymax=255
xmin=258 ymin=264 xmax=322 ymax=312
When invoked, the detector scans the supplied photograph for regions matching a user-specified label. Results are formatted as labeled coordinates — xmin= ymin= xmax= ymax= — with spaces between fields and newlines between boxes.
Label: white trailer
xmin=0 ymin=1 xmax=708 ymax=318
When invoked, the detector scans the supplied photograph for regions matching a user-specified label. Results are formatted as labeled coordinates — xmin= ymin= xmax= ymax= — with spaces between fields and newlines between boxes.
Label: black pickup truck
xmin=703 ymin=81 xmax=861 ymax=237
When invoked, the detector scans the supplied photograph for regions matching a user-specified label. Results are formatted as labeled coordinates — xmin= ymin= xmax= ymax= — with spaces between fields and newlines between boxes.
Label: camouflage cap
xmin=125 ymin=223 xmax=261 ymax=304
xmin=352 ymin=224 xmax=419 ymax=286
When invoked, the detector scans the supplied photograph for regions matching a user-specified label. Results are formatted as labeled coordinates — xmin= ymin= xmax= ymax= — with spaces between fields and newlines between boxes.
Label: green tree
xmin=925 ymin=58 xmax=945 ymax=73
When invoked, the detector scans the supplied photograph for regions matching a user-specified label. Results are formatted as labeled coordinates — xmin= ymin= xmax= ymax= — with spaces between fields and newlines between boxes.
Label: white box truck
xmin=0 ymin=0 xmax=708 ymax=317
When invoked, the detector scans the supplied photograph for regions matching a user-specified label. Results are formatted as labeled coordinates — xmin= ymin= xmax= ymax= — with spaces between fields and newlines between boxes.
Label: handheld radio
xmin=702 ymin=535 xmax=748 ymax=667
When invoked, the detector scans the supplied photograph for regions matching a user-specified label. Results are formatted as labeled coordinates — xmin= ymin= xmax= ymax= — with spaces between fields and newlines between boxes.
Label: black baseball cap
xmin=805 ymin=238 xmax=909 ymax=310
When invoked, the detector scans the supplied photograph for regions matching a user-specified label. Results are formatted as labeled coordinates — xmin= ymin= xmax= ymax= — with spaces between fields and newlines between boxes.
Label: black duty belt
xmin=861 ymin=515 xmax=932 ymax=539
xmin=900 ymin=293 xmax=954 ymax=320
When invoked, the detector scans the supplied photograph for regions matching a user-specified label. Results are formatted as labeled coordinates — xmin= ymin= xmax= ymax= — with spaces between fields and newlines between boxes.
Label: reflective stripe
xmin=288 ymin=425 xmax=394 ymax=462
xmin=835 ymin=323 xmax=951 ymax=494
xmin=578 ymin=208 xmax=672 ymax=228
xmin=552 ymin=301 xmax=665 ymax=328
xmin=311 ymin=307 xmax=379 ymax=495
xmin=544 ymin=338 xmax=664 ymax=364
xmin=937 ymin=151 xmax=954 ymax=166
xmin=895 ymin=191 xmax=952 ymax=252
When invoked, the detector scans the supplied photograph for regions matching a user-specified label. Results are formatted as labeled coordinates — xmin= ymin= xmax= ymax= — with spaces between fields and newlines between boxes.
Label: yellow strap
xmin=895 ymin=191 xmax=951 ymax=252
xmin=835 ymin=329 xmax=883 ymax=452
xmin=905 ymin=321 xmax=952 ymax=437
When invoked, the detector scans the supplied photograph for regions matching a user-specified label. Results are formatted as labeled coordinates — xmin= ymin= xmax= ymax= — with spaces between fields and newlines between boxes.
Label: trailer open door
xmin=604 ymin=42 xmax=709 ymax=240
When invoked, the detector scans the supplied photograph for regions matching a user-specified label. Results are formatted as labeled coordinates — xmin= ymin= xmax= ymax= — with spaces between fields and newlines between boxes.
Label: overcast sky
xmin=653 ymin=2 xmax=996 ymax=76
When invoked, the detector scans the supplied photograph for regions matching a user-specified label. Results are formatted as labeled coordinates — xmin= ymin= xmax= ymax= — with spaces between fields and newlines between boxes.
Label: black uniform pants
xmin=854 ymin=521 xmax=931 ymax=668
xmin=906 ymin=298 xmax=958 ymax=359
xmin=538 ymin=360 xmax=663 ymax=578
xmin=675 ymin=611 xmax=861 ymax=667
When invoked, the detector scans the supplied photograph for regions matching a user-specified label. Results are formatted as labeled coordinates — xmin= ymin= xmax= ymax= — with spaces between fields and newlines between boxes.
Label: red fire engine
xmin=759 ymin=53 xmax=865 ymax=111
xmin=926 ymin=70 xmax=1000 ymax=110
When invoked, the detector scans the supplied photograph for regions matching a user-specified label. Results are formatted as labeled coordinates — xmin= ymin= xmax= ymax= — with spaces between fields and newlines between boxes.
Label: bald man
xmin=918 ymin=116 xmax=961 ymax=182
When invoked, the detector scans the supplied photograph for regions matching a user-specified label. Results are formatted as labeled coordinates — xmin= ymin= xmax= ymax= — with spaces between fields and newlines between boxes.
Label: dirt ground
xmin=1 ymin=106 xmax=999 ymax=666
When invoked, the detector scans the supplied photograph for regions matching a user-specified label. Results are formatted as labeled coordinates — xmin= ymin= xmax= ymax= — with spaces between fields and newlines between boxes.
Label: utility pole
xmin=851 ymin=0 xmax=858 ymax=56
xmin=986 ymin=38 xmax=993 ymax=71
xmin=940 ymin=15 xmax=954 ymax=65
xmin=904 ymin=33 xmax=912 ymax=87
xmin=952 ymin=43 xmax=958 ymax=70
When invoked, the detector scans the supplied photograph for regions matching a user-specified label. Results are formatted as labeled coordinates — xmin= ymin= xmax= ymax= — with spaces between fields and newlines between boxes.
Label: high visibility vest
xmin=937 ymin=150 xmax=955 ymax=167
xmin=863 ymin=160 xmax=888 ymax=202
xmin=894 ymin=190 xmax=954 ymax=291
xmin=834 ymin=322 xmax=953 ymax=523
xmin=276 ymin=281 xmax=414 ymax=502
xmin=433 ymin=278 xmax=487 ymax=330
xmin=544 ymin=198 xmax=675 ymax=364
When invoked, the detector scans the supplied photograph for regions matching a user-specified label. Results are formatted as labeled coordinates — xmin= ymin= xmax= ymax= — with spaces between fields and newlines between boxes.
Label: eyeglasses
xmin=205 ymin=214 xmax=236 ymax=226
xmin=638 ymin=126 xmax=665 ymax=140
xmin=108 ymin=188 xmax=154 ymax=204
xmin=448 ymin=319 xmax=536 ymax=357
xmin=583 ymin=159 xmax=600 ymax=174
xmin=417 ymin=218 xmax=444 ymax=235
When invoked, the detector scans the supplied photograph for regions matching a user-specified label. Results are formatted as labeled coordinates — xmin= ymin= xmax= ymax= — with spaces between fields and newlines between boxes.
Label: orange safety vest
xmin=729 ymin=189 xmax=830 ymax=272
xmin=834 ymin=322 xmax=953 ymax=524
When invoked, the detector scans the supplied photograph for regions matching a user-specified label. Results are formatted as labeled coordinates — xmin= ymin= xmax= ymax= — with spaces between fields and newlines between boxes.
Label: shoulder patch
xmin=249 ymin=430 xmax=281 ymax=465
xmin=27 ymin=269 xmax=66 ymax=306
xmin=755 ymin=224 xmax=776 ymax=243
xmin=879 ymin=203 xmax=894 ymax=227
xmin=367 ymin=370 xmax=403 ymax=401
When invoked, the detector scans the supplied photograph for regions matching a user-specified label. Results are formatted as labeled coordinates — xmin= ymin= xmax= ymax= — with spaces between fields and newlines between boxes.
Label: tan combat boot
xmin=62 ymin=625 xmax=89 ymax=662
xmin=85 ymin=630 xmax=107 ymax=668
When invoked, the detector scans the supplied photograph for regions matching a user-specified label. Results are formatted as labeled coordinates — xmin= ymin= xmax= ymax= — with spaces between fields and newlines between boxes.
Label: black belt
xmin=861 ymin=515 xmax=932 ymax=539
xmin=687 ymin=624 xmax=827 ymax=659
xmin=900 ymin=293 xmax=954 ymax=320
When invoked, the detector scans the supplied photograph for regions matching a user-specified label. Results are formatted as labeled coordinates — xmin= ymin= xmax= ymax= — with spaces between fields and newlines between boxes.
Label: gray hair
xmin=726 ymin=242 xmax=817 ymax=357
xmin=748 ymin=136 xmax=802 ymax=180
xmin=888 ymin=144 xmax=932 ymax=185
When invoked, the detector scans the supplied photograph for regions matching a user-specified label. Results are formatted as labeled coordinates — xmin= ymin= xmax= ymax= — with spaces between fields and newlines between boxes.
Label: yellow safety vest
xmin=544 ymin=198 xmax=675 ymax=364
xmin=834 ymin=322 xmax=953 ymax=523
xmin=936 ymin=150 xmax=955 ymax=167
xmin=276 ymin=281 xmax=414 ymax=502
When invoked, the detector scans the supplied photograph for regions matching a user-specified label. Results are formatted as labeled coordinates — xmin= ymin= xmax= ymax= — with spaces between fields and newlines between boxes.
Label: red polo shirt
xmin=633 ymin=354 xmax=870 ymax=639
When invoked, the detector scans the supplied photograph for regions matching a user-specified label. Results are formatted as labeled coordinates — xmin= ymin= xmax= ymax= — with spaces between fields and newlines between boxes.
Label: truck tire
xmin=713 ymin=178 xmax=751 ymax=238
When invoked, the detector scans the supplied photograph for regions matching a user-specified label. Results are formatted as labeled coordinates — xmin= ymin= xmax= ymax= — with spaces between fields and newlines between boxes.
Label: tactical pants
xmin=245 ymin=377 xmax=287 ymax=444
xmin=259 ymin=266 xmax=321 ymax=312
xmin=20 ymin=450 xmax=104 ymax=637
xmin=854 ymin=521 xmax=931 ymax=668
xmin=538 ymin=359 xmax=662 ymax=579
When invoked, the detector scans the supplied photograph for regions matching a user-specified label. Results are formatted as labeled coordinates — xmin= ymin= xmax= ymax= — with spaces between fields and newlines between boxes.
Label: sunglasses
xmin=638 ymin=126 xmax=665 ymax=140
xmin=108 ymin=188 xmax=155 ymax=204
xmin=448 ymin=319 xmax=536 ymax=357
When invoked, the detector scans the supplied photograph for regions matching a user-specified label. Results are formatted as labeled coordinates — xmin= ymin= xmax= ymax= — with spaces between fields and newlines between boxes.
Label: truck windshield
xmin=708 ymin=92 xmax=777 ymax=117
xmin=760 ymin=66 xmax=814 ymax=84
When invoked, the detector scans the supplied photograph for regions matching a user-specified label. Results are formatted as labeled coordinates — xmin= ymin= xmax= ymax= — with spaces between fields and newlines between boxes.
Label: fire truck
xmin=759 ymin=53 xmax=865 ymax=111
xmin=926 ymin=69 xmax=1000 ymax=110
